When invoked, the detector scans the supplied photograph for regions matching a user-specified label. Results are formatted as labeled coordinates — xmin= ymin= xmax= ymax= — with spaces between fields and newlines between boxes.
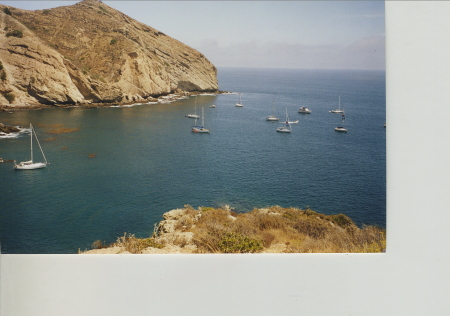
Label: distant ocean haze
xmin=0 ymin=67 xmax=386 ymax=253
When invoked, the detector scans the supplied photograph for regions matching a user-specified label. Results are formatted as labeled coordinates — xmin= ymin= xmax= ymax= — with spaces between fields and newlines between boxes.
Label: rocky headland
xmin=0 ymin=0 xmax=218 ymax=108
xmin=81 ymin=206 xmax=386 ymax=254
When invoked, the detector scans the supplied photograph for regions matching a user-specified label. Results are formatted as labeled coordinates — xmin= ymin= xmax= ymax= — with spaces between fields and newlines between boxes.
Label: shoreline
xmin=0 ymin=90 xmax=232 ymax=112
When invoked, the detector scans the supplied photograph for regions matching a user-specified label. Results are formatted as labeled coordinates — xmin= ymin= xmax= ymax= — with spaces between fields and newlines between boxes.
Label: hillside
xmin=0 ymin=0 xmax=218 ymax=107
xmin=82 ymin=206 xmax=386 ymax=254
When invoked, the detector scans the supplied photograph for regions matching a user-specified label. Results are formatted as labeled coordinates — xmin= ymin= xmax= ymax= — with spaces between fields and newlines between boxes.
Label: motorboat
xmin=298 ymin=106 xmax=311 ymax=114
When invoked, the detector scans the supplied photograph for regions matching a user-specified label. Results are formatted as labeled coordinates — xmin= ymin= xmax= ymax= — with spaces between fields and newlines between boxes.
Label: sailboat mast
xmin=195 ymin=97 xmax=198 ymax=115
xmin=285 ymin=107 xmax=290 ymax=128
xmin=202 ymin=107 xmax=204 ymax=126
xmin=30 ymin=123 xmax=33 ymax=162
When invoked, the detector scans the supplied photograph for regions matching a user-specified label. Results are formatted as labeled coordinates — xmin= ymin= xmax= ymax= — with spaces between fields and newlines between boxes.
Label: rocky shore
xmin=81 ymin=206 xmax=386 ymax=254
xmin=0 ymin=123 xmax=20 ymax=133
xmin=0 ymin=91 xmax=230 ymax=112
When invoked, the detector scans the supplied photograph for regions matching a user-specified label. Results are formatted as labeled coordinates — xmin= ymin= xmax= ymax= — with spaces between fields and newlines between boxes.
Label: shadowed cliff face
xmin=0 ymin=0 xmax=218 ymax=106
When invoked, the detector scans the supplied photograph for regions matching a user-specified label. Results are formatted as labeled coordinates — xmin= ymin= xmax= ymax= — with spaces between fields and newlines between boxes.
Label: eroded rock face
xmin=0 ymin=0 xmax=218 ymax=107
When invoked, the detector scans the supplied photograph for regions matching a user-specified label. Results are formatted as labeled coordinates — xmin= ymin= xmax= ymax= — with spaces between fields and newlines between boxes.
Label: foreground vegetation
xmin=83 ymin=206 xmax=386 ymax=254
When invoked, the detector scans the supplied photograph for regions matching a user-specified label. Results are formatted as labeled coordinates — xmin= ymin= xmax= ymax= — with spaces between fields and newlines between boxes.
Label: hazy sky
xmin=1 ymin=1 xmax=385 ymax=70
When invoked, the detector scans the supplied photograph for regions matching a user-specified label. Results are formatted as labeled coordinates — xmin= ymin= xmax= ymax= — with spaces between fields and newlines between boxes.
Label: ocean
xmin=0 ymin=67 xmax=386 ymax=254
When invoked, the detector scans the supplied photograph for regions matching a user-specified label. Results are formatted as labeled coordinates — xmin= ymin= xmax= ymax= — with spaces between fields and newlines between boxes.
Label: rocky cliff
xmin=0 ymin=0 xmax=218 ymax=107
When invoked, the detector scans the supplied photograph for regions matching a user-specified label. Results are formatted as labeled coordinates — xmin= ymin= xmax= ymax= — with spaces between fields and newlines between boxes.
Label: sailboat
xmin=235 ymin=93 xmax=243 ymax=107
xmin=186 ymin=97 xmax=200 ymax=118
xmin=334 ymin=113 xmax=348 ymax=132
xmin=192 ymin=107 xmax=210 ymax=133
xmin=14 ymin=123 xmax=48 ymax=170
xmin=277 ymin=108 xmax=292 ymax=133
xmin=330 ymin=96 xmax=344 ymax=113
xmin=266 ymin=99 xmax=279 ymax=121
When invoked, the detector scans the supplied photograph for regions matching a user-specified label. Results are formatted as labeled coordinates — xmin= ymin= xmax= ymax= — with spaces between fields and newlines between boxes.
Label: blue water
xmin=0 ymin=68 xmax=385 ymax=254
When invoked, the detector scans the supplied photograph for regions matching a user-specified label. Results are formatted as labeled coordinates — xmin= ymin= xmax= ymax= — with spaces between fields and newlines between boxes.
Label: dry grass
xmin=87 ymin=206 xmax=386 ymax=254
xmin=112 ymin=233 xmax=164 ymax=254
xmin=91 ymin=239 xmax=106 ymax=249
xmin=189 ymin=206 xmax=386 ymax=253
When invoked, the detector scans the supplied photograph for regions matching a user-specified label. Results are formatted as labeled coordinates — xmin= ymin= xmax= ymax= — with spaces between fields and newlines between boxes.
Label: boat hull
xmin=15 ymin=162 xmax=47 ymax=170
xmin=298 ymin=107 xmax=311 ymax=114
xmin=334 ymin=127 xmax=348 ymax=132
xmin=277 ymin=128 xmax=291 ymax=133
xmin=266 ymin=116 xmax=279 ymax=121
xmin=192 ymin=127 xmax=210 ymax=133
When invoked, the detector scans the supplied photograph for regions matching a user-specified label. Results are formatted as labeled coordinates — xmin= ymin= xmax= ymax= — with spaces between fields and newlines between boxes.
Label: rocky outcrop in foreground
xmin=0 ymin=0 xmax=218 ymax=107
xmin=82 ymin=206 xmax=386 ymax=254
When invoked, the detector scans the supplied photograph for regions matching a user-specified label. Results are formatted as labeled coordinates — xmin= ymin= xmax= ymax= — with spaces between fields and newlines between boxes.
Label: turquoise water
xmin=0 ymin=67 xmax=385 ymax=253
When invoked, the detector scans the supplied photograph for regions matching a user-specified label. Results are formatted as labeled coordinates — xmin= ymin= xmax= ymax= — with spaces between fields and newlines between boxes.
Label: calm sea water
xmin=0 ymin=67 xmax=385 ymax=254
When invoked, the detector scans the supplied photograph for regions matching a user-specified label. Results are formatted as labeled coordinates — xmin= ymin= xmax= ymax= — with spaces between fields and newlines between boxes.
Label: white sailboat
xmin=186 ymin=97 xmax=200 ymax=118
xmin=330 ymin=96 xmax=344 ymax=113
xmin=192 ymin=107 xmax=210 ymax=133
xmin=277 ymin=108 xmax=292 ymax=133
xmin=334 ymin=113 xmax=348 ymax=132
xmin=14 ymin=123 xmax=48 ymax=170
xmin=235 ymin=93 xmax=243 ymax=107
xmin=266 ymin=99 xmax=279 ymax=121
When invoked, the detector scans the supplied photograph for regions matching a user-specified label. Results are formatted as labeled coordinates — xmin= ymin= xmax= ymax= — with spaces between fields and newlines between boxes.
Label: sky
xmin=0 ymin=1 xmax=385 ymax=70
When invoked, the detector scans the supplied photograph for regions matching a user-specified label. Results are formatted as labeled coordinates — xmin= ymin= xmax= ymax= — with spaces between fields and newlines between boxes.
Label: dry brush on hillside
xmin=82 ymin=206 xmax=386 ymax=254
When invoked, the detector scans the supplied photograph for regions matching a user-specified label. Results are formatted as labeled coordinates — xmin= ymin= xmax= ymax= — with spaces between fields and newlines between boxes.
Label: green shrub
xmin=0 ymin=61 xmax=3 ymax=71
xmin=218 ymin=232 xmax=263 ymax=253
xmin=304 ymin=209 xmax=320 ymax=216
xmin=6 ymin=30 xmax=23 ymax=38
xmin=330 ymin=213 xmax=355 ymax=228
xmin=113 ymin=233 xmax=164 ymax=254
xmin=23 ymin=22 xmax=36 ymax=30
xmin=123 ymin=237 xmax=164 ymax=253
xmin=4 ymin=93 xmax=15 ymax=103
xmin=282 ymin=208 xmax=306 ymax=222
xmin=43 ymin=9 xmax=50 ymax=15
xmin=110 ymin=38 xmax=117 ymax=45
xmin=3 ymin=7 xmax=11 ymax=15
xmin=1 ymin=70 xmax=6 ymax=81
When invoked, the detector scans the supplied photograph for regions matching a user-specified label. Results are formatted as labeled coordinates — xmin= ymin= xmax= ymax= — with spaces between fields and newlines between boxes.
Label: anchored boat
xmin=15 ymin=123 xmax=48 ymax=170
